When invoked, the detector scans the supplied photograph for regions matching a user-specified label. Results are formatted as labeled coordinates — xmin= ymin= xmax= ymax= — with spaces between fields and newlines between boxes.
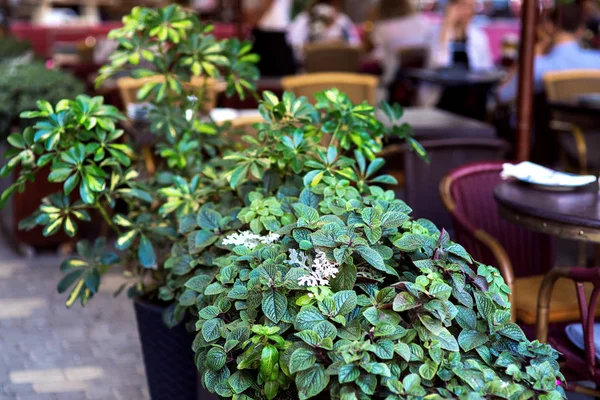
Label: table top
xmin=494 ymin=180 xmax=600 ymax=241
xmin=380 ymin=108 xmax=496 ymax=139
xmin=404 ymin=68 xmax=507 ymax=87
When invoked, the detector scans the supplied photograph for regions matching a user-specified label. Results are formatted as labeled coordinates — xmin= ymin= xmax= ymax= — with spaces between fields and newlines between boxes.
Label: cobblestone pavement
xmin=0 ymin=240 xmax=149 ymax=400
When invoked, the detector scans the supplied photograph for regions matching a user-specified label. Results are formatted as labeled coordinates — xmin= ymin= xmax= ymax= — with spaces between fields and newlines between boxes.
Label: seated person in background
xmin=419 ymin=0 xmax=494 ymax=118
xmin=245 ymin=0 xmax=297 ymax=76
xmin=288 ymin=0 xmax=361 ymax=62
xmin=371 ymin=0 xmax=433 ymax=86
xmin=497 ymin=4 xmax=600 ymax=104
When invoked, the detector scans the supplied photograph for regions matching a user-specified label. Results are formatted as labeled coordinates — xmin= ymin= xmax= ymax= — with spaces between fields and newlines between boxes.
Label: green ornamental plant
xmin=0 ymin=62 xmax=85 ymax=139
xmin=0 ymin=4 xmax=259 ymax=308
xmin=176 ymin=91 xmax=564 ymax=399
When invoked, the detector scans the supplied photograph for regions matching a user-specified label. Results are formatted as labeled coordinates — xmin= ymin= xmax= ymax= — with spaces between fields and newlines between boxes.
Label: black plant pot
xmin=133 ymin=298 xmax=217 ymax=400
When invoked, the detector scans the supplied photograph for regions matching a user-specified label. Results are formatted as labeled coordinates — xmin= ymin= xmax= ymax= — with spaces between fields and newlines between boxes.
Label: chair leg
xmin=143 ymin=146 xmax=156 ymax=176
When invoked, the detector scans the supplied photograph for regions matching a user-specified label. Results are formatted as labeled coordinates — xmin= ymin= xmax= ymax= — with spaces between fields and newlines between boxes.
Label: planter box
xmin=133 ymin=298 xmax=217 ymax=400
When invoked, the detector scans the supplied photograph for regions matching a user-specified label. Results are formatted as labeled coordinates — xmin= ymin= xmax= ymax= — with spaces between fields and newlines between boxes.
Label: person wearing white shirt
xmin=419 ymin=0 xmax=494 ymax=108
xmin=371 ymin=0 xmax=433 ymax=86
xmin=288 ymin=0 xmax=361 ymax=62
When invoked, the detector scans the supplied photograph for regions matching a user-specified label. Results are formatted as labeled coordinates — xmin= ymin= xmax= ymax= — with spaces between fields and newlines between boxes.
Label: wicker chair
xmin=281 ymin=73 xmax=378 ymax=105
xmin=440 ymin=161 xmax=597 ymax=324
xmin=116 ymin=75 xmax=222 ymax=112
xmin=304 ymin=42 xmax=362 ymax=73
xmin=543 ymin=69 xmax=600 ymax=174
xmin=537 ymin=267 xmax=600 ymax=397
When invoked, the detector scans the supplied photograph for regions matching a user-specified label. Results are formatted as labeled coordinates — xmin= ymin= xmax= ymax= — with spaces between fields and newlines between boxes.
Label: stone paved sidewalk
xmin=0 ymin=240 xmax=149 ymax=400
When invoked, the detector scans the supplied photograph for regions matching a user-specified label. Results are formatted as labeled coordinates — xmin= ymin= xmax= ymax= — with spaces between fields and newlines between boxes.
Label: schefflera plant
xmin=184 ymin=91 xmax=565 ymax=399
xmin=0 ymin=4 xmax=259 ymax=308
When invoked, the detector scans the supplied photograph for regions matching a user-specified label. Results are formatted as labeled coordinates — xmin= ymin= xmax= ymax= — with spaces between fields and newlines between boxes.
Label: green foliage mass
xmin=0 ymin=62 xmax=85 ymax=139
xmin=0 ymin=4 xmax=259 ymax=306
xmin=183 ymin=91 xmax=565 ymax=400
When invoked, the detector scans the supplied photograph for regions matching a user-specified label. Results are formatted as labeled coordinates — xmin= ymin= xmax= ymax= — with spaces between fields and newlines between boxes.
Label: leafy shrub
xmin=0 ymin=62 xmax=85 ymax=139
xmin=181 ymin=92 xmax=565 ymax=400
xmin=0 ymin=36 xmax=32 ymax=61
xmin=0 ymin=4 xmax=259 ymax=307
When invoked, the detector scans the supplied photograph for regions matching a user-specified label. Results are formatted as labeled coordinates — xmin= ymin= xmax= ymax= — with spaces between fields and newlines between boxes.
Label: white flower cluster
xmin=287 ymin=249 xmax=339 ymax=287
xmin=222 ymin=231 xmax=280 ymax=249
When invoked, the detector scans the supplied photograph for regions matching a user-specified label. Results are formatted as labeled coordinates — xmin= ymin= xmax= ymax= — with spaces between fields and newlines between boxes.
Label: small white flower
xmin=285 ymin=249 xmax=309 ymax=269
xmin=293 ymin=250 xmax=339 ymax=287
xmin=222 ymin=231 xmax=280 ymax=249
xmin=262 ymin=233 xmax=280 ymax=245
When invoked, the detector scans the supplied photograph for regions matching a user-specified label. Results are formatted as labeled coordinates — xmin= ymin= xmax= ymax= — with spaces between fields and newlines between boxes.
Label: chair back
xmin=440 ymin=161 xmax=553 ymax=278
xmin=544 ymin=69 xmax=600 ymax=129
xmin=281 ymin=73 xmax=378 ymax=105
xmin=396 ymin=137 xmax=510 ymax=232
xmin=117 ymin=75 xmax=221 ymax=112
xmin=304 ymin=42 xmax=362 ymax=73
xmin=544 ymin=69 xmax=600 ymax=101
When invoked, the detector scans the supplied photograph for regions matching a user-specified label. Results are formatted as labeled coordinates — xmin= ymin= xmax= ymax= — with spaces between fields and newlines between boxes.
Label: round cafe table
xmin=493 ymin=180 xmax=600 ymax=244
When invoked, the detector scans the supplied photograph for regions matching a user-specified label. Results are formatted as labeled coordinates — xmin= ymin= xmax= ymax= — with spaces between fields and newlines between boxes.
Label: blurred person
xmin=371 ymin=0 xmax=433 ymax=86
xmin=580 ymin=0 xmax=600 ymax=48
xmin=246 ymin=0 xmax=297 ymax=76
xmin=419 ymin=0 xmax=494 ymax=110
xmin=288 ymin=0 xmax=361 ymax=62
xmin=497 ymin=4 xmax=600 ymax=104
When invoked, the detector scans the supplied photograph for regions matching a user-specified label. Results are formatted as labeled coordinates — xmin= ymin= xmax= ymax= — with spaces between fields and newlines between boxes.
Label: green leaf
xmin=419 ymin=359 xmax=438 ymax=380
xmin=259 ymin=344 xmax=279 ymax=380
xmin=296 ymin=365 xmax=329 ymax=400
xmin=138 ymin=235 xmax=157 ymax=269
xmin=458 ymin=330 xmax=489 ymax=352
xmin=393 ymin=292 xmax=419 ymax=312
xmin=262 ymin=289 xmax=287 ymax=323
xmin=355 ymin=246 xmax=397 ymax=276
xmin=228 ymin=371 xmax=254 ymax=394
xmin=206 ymin=347 xmax=227 ymax=371
xmin=374 ymin=339 xmax=395 ymax=360
xmin=332 ymin=290 xmax=357 ymax=316
xmin=289 ymin=348 xmax=316 ymax=374
xmin=356 ymin=374 xmax=377 ymax=395
xmin=295 ymin=330 xmax=321 ymax=347
xmin=189 ymin=229 xmax=218 ymax=254
xmin=295 ymin=306 xmax=325 ymax=330
xmin=202 ymin=318 xmax=223 ymax=342
xmin=330 ymin=262 xmax=356 ymax=291
xmin=338 ymin=364 xmax=360 ymax=383
xmin=57 ymin=270 xmax=83 ymax=293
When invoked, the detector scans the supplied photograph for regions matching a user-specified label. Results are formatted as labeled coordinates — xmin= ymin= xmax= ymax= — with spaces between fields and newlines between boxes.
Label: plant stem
xmin=96 ymin=202 xmax=121 ymax=236
xmin=327 ymin=121 xmax=342 ymax=149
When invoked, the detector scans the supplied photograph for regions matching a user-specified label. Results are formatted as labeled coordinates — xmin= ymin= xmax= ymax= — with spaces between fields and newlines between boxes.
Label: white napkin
xmin=565 ymin=323 xmax=600 ymax=361
xmin=501 ymin=161 xmax=597 ymax=187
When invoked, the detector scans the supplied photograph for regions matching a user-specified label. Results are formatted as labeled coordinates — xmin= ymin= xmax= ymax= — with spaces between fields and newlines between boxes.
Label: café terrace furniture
xmin=544 ymin=69 xmax=600 ymax=175
xmin=441 ymin=161 xmax=598 ymax=324
xmin=304 ymin=42 xmax=362 ymax=74
xmin=281 ymin=72 xmax=378 ymax=105
xmin=405 ymin=68 xmax=506 ymax=120
xmin=536 ymin=266 xmax=600 ymax=398
xmin=378 ymin=107 xmax=497 ymax=140
xmin=381 ymin=137 xmax=509 ymax=232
